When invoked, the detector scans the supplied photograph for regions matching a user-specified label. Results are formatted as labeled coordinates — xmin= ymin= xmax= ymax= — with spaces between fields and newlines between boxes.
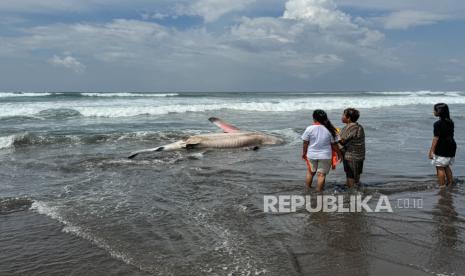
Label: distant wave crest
xmin=80 ymin=92 xmax=178 ymax=97
xmin=0 ymin=91 xmax=464 ymax=118
xmin=0 ymin=92 xmax=54 ymax=97
xmin=367 ymin=90 xmax=461 ymax=97
xmin=0 ymin=92 xmax=178 ymax=98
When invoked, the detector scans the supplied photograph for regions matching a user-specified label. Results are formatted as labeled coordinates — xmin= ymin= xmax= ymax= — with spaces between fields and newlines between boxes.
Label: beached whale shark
xmin=127 ymin=117 xmax=283 ymax=159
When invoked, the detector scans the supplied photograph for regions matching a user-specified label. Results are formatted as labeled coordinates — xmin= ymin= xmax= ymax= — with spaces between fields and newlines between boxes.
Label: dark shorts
xmin=343 ymin=159 xmax=364 ymax=179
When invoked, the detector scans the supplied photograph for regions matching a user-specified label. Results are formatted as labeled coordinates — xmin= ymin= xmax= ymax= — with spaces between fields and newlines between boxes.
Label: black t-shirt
xmin=433 ymin=119 xmax=457 ymax=157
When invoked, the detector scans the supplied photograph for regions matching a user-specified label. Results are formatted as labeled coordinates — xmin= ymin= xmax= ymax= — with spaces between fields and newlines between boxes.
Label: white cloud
xmin=283 ymin=0 xmax=353 ymax=29
xmin=445 ymin=75 xmax=465 ymax=83
xmin=0 ymin=0 xmax=88 ymax=13
xmin=231 ymin=0 xmax=384 ymax=52
xmin=0 ymin=0 xmax=418 ymax=90
xmin=176 ymin=0 xmax=256 ymax=22
xmin=447 ymin=58 xmax=464 ymax=66
xmin=141 ymin=12 xmax=171 ymax=20
xmin=224 ymin=0 xmax=389 ymax=79
xmin=231 ymin=17 xmax=296 ymax=45
xmin=49 ymin=55 xmax=86 ymax=73
xmin=381 ymin=10 xmax=446 ymax=30
xmin=358 ymin=29 xmax=384 ymax=46
xmin=335 ymin=0 xmax=465 ymax=14
xmin=0 ymin=0 xmax=390 ymax=82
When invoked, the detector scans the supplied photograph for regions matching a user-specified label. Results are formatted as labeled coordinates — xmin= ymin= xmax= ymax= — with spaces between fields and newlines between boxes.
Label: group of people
xmin=301 ymin=103 xmax=457 ymax=191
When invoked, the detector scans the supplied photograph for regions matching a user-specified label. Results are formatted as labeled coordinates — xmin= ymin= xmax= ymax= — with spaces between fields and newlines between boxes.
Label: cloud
xmin=447 ymin=58 xmax=465 ymax=66
xmin=6 ymin=0 xmax=461 ymax=91
xmin=4 ymin=19 xmax=169 ymax=62
xmin=0 ymin=0 xmax=88 ymax=13
xmin=0 ymin=0 xmax=391 ymax=87
xmin=334 ymin=0 xmax=465 ymax=14
xmin=141 ymin=12 xmax=172 ymax=20
xmin=283 ymin=0 xmax=353 ymax=28
xmin=380 ymin=10 xmax=446 ymax=29
xmin=176 ymin=0 xmax=256 ymax=22
xmin=224 ymin=0 xmax=389 ymax=79
xmin=231 ymin=0 xmax=384 ymax=53
xmin=445 ymin=75 xmax=465 ymax=83
xmin=49 ymin=55 xmax=86 ymax=73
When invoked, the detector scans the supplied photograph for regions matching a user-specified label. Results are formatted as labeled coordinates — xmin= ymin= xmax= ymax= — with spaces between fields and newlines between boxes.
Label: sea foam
xmin=0 ymin=135 xmax=17 ymax=149
xmin=0 ymin=92 xmax=53 ymax=97
xmin=1 ymin=91 xmax=464 ymax=118
xmin=80 ymin=92 xmax=178 ymax=97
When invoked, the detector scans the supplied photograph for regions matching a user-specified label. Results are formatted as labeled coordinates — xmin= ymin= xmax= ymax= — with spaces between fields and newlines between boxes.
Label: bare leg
xmin=305 ymin=171 xmax=315 ymax=188
xmin=445 ymin=166 xmax=454 ymax=186
xmin=346 ymin=178 xmax=355 ymax=188
xmin=355 ymin=176 xmax=361 ymax=186
xmin=316 ymin=172 xmax=326 ymax=192
xmin=436 ymin=167 xmax=446 ymax=188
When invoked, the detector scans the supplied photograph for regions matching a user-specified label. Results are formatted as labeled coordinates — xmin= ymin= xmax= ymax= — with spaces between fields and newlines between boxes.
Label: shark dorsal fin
xmin=208 ymin=117 xmax=241 ymax=133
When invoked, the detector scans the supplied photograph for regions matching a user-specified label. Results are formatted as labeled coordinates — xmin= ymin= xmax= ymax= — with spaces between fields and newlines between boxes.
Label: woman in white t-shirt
xmin=301 ymin=109 xmax=342 ymax=191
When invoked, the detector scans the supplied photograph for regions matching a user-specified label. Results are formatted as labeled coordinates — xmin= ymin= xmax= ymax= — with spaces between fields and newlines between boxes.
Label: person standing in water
xmin=301 ymin=110 xmax=342 ymax=192
xmin=338 ymin=108 xmax=365 ymax=188
xmin=429 ymin=103 xmax=457 ymax=188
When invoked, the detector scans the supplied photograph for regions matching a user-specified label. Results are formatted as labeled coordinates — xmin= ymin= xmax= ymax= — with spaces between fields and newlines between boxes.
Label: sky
xmin=0 ymin=0 xmax=464 ymax=92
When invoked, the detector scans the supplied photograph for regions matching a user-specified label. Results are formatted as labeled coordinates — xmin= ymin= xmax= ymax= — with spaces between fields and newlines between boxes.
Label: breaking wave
xmin=0 ymin=135 xmax=16 ymax=150
xmin=80 ymin=92 xmax=178 ymax=97
xmin=0 ymin=92 xmax=54 ymax=97
xmin=0 ymin=92 xmax=178 ymax=98
xmin=1 ymin=91 xmax=464 ymax=118
xmin=367 ymin=91 xmax=462 ymax=97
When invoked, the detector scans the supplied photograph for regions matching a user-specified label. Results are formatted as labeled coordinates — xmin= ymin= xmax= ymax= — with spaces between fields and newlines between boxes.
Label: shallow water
xmin=1 ymin=91 xmax=464 ymax=275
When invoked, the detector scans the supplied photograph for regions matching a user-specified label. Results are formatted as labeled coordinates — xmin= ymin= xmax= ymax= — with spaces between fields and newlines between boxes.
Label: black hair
xmin=434 ymin=103 xmax=454 ymax=125
xmin=343 ymin=108 xmax=360 ymax=122
xmin=313 ymin=109 xmax=337 ymax=138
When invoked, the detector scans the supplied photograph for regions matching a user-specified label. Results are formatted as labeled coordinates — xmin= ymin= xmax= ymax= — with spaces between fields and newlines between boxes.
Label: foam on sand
xmin=30 ymin=201 xmax=138 ymax=270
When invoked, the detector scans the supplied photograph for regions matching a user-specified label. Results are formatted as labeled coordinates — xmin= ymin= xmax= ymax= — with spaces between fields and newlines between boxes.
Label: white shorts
xmin=307 ymin=159 xmax=332 ymax=174
xmin=432 ymin=155 xmax=455 ymax=167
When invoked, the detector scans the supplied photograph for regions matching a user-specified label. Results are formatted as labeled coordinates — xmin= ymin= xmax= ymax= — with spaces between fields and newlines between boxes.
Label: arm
xmin=302 ymin=140 xmax=309 ymax=160
xmin=429 ymin=137 xmax=438 ymax=159
xmin=338 ymin=125 xmax=354 ymax=145
xmin=430 ymin=122 xmax=440 ymax=159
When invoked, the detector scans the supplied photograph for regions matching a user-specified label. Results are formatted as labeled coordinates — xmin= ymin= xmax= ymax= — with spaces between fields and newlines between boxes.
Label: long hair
xmin=313 ymin=109 xmax=337 ymax=138
xmin=434 ymin=103 xmax=454 ymax=125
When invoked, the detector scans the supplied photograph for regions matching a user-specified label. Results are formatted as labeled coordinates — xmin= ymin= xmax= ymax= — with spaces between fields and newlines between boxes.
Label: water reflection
xmin=429 ymin=189 xmax=459 ymax=271
xmin=299 ymin=198 xmax=370 ymax=275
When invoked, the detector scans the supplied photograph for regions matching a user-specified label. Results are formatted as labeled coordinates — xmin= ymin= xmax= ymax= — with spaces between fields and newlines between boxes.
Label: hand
xmin=302 ymin=154 xmax=307 ymax=160
xmin=428 ymin=152 xmax=433 ymax=160
xmin=337 ymin=153 xmax=343 ymax=162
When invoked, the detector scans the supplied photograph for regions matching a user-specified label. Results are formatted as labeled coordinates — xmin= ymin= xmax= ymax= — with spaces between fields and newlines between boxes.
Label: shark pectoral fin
xmin=244 ymin=146 xmax=260 ymax=151
xmin=186 ymin=143 xmax=200 ymax=150
xmin=208 ymin=117 xmax=241 ymax=133
xmin=128 ymin=153 xmax=139 ymax=159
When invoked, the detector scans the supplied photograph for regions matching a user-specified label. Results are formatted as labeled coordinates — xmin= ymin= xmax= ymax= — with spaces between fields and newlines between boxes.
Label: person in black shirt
xmin=429 ymin=103 xmax=457 ymax=187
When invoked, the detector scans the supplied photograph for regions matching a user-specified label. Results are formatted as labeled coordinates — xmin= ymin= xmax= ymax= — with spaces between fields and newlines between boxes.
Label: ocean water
xmin=0 ymin=91 xmax=464 ymax=275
